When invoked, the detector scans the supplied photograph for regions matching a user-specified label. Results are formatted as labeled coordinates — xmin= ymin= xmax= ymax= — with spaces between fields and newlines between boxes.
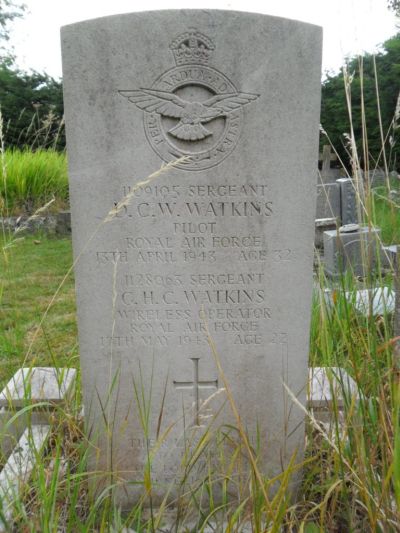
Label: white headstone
xmin=61 ymin=10 xmax=322 ymax=506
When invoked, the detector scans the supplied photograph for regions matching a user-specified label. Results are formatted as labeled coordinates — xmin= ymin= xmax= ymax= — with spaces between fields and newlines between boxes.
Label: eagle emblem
xmin=119 ymin=29 xmax=260 ymax=171
xmin=119 ymin=89 xmax=259 ymax=141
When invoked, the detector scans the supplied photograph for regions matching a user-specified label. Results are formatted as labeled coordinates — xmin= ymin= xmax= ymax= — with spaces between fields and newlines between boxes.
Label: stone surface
xmin=0 ymin=367 xmax=76 ymax=408
xmin=61 ymin=10 xmax=322 ymax=506
xmin=337 ymin=177 xmax=357 ymax=225
xmin=0 ymin=409 xmax=27 ymax=460
xmin=364 ymin=169 xmax=387 ymax=187
xmin=315 ymin=182 xmax=341 ymax=220
xmin=0 ymin=425 xmax=50 ymax=532
xmin=322 ymin=287 xmax=395 ymax=316
xmin=0 ymin=215 xmax=57 ymax=235
xmin=382 ymin=244 xmax=399 ymax=269
xmin=339 ymin=223 xmax=360 ymax=233
xmin=308 ymin=366 xmax=359 ymax=427
xmin=383 ymin=244 xmax=399 ymax=254
xmin=120 ymin=506 xmax=255 ymax=532
xmin=0 ymin=212 xmax=71 ymax=235
xmin=315 ymin=217 xmax=337 ymax=249
xmin=359 ymin=168 xmax=400 ymax=188
xmin=308 ymin=366 xmax=359 ymax=409
xmin=323 ymin=225 xmax=383 ymax=278
xmin=318 ymin=145 xmax=341 ymax=183
xmin=55 ymin=210 xmax=72 ymax=235
xmin=121 ymin=518 xmax=254 ymax=532
xmin=314 ymin=177 xmax=358 ymax=249
xmin=352 ymin=287 xmax=394 ymax=316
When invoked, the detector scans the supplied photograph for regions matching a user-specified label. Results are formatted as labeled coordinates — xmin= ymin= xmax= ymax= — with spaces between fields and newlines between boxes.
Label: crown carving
xmin=170 ymin=29 xmax=215 ymax=65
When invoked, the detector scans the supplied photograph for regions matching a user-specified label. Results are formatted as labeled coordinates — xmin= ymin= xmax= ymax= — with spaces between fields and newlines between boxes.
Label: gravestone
xmin=314 ymin=183 xmax=340 ymax=248
xmin=363 ymin=168 xmax=388 ymax=188
xmin=315 ymin=182 xmax=341 ymax=220
xmin=315 ymin=177 xmax=358 ymax=249
xmin=323 ymin=225 xmax=383 ymax=278
xmin=318 ymin=145 xmax=341 ymax=183
xmin=337 ymin=177 xmax=357 ymax=226
xmin=61 ymin=10 xmax=322 ymax=507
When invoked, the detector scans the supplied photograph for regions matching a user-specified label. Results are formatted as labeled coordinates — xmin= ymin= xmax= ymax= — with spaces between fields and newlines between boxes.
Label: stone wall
xmin=0 ymin=211 xmax=71 ymax=235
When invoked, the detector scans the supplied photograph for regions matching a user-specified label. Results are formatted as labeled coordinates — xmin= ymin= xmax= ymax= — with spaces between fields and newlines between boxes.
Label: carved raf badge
xmin=120 ymin=29 xmax=259 ymax=171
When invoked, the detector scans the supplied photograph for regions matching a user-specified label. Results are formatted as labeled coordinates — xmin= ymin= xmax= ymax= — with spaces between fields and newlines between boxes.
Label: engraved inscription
xmin=173 ymin=358 xmax=218 ymax=426
xmin=119 ymin=29 xmax=259 ymax=170
xmin=95 ymin=180 xmax=298 ymax=350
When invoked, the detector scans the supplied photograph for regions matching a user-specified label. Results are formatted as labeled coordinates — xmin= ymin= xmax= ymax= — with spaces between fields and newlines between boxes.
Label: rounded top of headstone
xmin=339 ymin=223 xmax=360 ymax=233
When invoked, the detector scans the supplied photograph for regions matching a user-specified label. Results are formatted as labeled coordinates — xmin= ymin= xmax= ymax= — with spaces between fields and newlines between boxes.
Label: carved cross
xmin=173 ymin=358 xmax=218 ymax=426
xmin=320 ymin=144 xmax=338 ymax=175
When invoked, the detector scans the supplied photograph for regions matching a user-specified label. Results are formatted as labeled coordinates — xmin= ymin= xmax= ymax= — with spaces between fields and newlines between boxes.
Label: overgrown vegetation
xmin=321 ymin=32 xmax=400 ymax=171
xmin=371 ymin=182 xmax=400 ymax=243
xmin=0 ymin=64 xmax=64 ymax=150
xmin=0 ymin=148 xmax=68 ymax=214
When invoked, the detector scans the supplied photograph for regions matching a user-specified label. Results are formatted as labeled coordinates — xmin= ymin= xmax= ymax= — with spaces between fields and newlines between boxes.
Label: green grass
xmin=0 ymin=234 xmax=78 ymax=382
xmin=306 ymin=273 xmax=398 ymax=531
xmin=0 ymin=149 xmax=69 ymax=215
xmin=370 ymin=180 xmax=400 ymax=243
